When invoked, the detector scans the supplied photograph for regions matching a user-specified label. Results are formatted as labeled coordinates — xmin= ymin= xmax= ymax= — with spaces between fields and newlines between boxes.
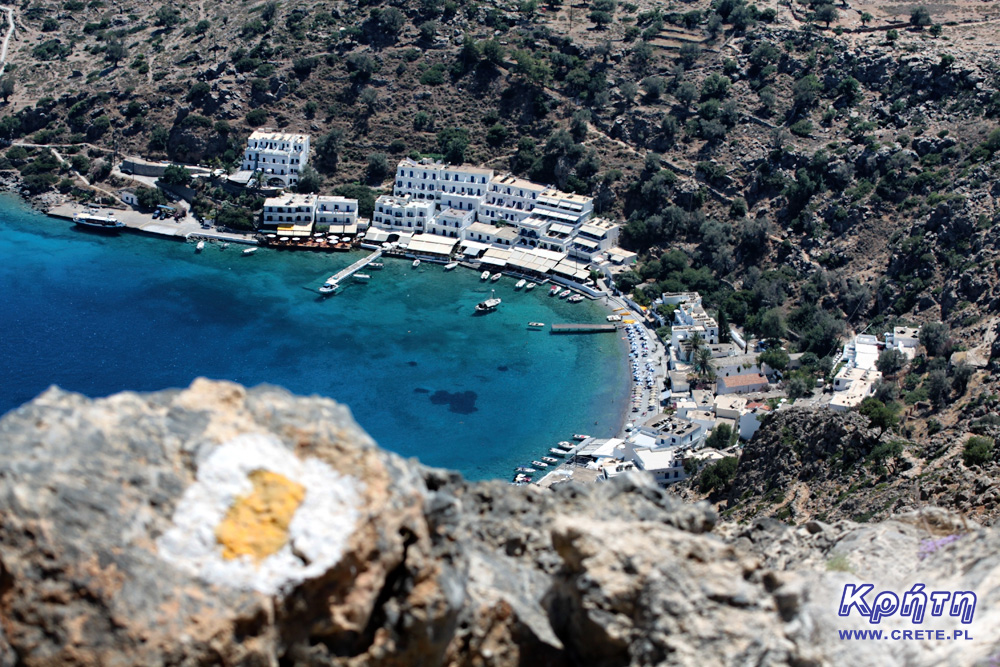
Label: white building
xmin=716 ymin=373 xmax=769 ymax=395
xmin=315 ymin=196 xmax=358 ymax=235
xmin=667 ymin=293 xmax=720 ymax=360
xmin=636 ymin=414 xmax=704 ymax=449
xmin=261 ymin=194 xmax=320 ymax=236
xmin=629 ymin=447 xmax=687 ymax=486
xmin=711 ymin=353 xmax=765 ymax=381
xmin=371 ymin=195 xmax=435 ymax=233
xmin=714 ymin=395 xmax=747 ymax=420
xmin=241 ymin=130 xmax=310 ymax=188
xmin=427 ymin=207 xmax=475 ymax=239
xmin=833 ymin=366 xmax=882 ymax=392
xmin=477 ymin=175 xmax=548 ymax=224
xmin=568 ymin=218 xmax=620 ymax=262
xmin=393 ymin=158 xmax=493 ymax=209
xmin=739 ymin=403 xmax=772 ymax=441
xmin=462 ymin=221 xmax=517 ymax=247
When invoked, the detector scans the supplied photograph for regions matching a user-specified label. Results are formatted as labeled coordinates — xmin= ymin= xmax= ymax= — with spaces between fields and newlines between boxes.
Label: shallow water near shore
xmin=0 ymin=195 xmax=629 ymax=480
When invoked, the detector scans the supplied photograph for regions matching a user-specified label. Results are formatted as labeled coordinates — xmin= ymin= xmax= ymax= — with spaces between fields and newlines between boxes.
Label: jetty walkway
xmin=328 ymin=249 xmax=383 ymax=283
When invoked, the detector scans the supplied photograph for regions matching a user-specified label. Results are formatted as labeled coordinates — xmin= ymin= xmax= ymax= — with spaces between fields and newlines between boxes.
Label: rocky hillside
xmin=1 ymin=380 xmax=999 ymax=666
xmin=677 ymin=403 xmax=1000 ymax=528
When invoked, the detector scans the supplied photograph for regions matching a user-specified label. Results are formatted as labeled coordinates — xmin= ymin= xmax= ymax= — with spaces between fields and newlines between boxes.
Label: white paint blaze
xmin=157 ymin=433 xmax=362 ymax=594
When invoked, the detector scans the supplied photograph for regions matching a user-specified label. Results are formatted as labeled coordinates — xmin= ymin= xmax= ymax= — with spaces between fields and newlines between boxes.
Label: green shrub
xmin=963 ymin=436 xmax=994 ymax=467
xmin=245 ymin=109 xmax=268 ymax=126
xmin=698 ymin=456 xmax=738 ymax=493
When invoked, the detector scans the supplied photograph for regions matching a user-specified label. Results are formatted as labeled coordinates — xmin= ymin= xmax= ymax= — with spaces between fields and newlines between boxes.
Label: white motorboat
xmin=475 ymin=289 xmax=501 ymax=314
xmin=195 ymin=240 xmax=205 ymax=252
xmin=444 ymin=262 xmax=459 ymax=271
xmin=541 ymin=456 xmax=559 ymax=464
xmin=515 ymin=279 xmax=526 ymax=289
xmin=549 ymin=285 xmax=560 ymax=296
xmin=559 ymin=290 xmax=571 ymax=299
xmin=369 ymin=262 xmax=384 ymax=270
xmin=481 ymin=270 xmax=490 ymax=280
xmin=412 ymin=259 xmax=421 ymax=268
xmin=219 ymin=242 xmax=229 ymax=250
xmin=550 ymin=447 xmax=572 ymax=456
xmin=490 ymin=273 xmax=501 ymax=282
xmin=353 ymin=273 xmax=371 ymax=283
xmin=531 ymin=460 xmax=549 ymax=468
xmin=568 ymin=294 xmax=584 ymax=303
xmin=528 ymin=322 xmax=545 ymax=329
xmin=242 ymin=247 xmax=258 ymax=256
xmin=526 ymin=282 xmax=536 ymax=291
xmin=318 ymin=279 xmax=339 ymax=294
xmin=572 ymin=434 xmax=590 ymax=441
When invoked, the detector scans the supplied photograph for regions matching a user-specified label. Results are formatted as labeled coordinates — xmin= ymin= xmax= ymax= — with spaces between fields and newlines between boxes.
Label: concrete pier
xmin=47 ymin=202 xmax=258 ymax=245
xmin=550 ymin=323 xmax=618 ymax=334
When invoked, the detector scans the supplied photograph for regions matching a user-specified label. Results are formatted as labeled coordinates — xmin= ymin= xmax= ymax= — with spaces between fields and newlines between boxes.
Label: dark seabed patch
xmin=413 ymin=387 xmax=430 ymax=394
xmin=497 ymin=365 xmax=509 ymax=372
xmin=429 ymin=390 xmax=478 ymax=414
xmin=407 ymin=360 xmax=418 ymax=366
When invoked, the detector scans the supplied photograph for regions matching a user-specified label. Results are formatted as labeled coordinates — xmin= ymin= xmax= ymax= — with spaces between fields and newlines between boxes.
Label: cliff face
xmin=1 ymin=380 xmax=999 ymax=666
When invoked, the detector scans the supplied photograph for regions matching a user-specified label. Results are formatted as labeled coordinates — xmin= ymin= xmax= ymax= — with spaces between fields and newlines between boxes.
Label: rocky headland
xmin=0 ymin=379 xmax=998 ymax=666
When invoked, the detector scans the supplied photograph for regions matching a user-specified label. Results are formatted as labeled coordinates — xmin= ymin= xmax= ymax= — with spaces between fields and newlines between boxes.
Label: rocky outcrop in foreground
xmin=1 ymin=380 xmax=999 ymax=666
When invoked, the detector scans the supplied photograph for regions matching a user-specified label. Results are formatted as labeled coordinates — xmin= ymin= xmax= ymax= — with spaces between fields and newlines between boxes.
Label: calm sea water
xmin=0 ymin=195 xmax=629 ymax=480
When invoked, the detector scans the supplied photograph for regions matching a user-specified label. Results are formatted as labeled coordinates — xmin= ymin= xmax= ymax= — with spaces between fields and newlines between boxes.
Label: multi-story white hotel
xmin=426 ymin=207 xmax=475 ymax=239
xmin=477 ymin=175 xmax=548 ymax=224
xmin=371 ymin=195 xmax=435 ymax=232
xmin=261 ymin=194 xmax=358 ymax=236
xmin=241 ymin=130 xmax=310 ymax=188
xmin=393 ymin=158 xmax=493 ymax=210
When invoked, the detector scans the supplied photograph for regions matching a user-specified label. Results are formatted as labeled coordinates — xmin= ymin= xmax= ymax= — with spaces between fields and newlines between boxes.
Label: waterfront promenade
xmin=47 ymin=202 xmax=257 ymax=245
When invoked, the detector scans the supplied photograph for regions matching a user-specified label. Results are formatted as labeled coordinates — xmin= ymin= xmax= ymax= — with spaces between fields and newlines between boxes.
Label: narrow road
xmin=0 ymin=5 xmax=14 ymax=77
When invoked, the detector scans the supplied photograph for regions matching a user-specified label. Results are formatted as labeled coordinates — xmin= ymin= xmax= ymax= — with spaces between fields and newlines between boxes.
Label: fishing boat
xmin=353 ymin=273 xmax=371 ymax=283
xmin=526 ymin=282 xmax=536 ymax=291
xmin=72 ymin=209 xmax=125 ymax=231
xmin=412 ymin=259 xmax=421 ymax=268
xmin=318 ymin=279 xmax=339 ymax=294
xmin=475 ymin=289 xmax=501 ymax=314
xmin=490 ymin=273 xmax=501 ymax=282
xmin=541 ymin=456 xmax=559 ymax=464
xmin=444 ymin=261 xmax=459 ymax=271
xmin=514 ymin=279 xmax=526 ymax=289
xmin=195 ymin=240 xmax=205 ymax=252
xmin=559 ymin=289 xmax=571 ymax=299
xmin=528 ymin=322 xmax=545 ymax=329
xmin=567 ymin=294 xmax=584 ymax=303
xmin=242 ymin=247 xmax=258 ymax=256
xmin=481 ymin=270 xmax=490 ymax=280
xmin=369 ymin=262 xmax=384 ymax=270
xmin=549 ymin=285 xmax=560 ymax=296
xmin=531 ymin=460 xmax=549 ymax=468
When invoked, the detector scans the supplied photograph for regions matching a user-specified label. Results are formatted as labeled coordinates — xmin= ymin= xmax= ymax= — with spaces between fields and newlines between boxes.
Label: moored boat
xmin=550 ymin=447 xmax=572 ymax=456
xmin=73 ymin=209 xmax=125 ymax=231
xmin=444 ymin=261 xmax=459 ymax=271
xmin=567 ymin=294 xmax=584 ymax=303
xmin=559 ymin=289 xmax=571 ymax=299
xmin=481 ymin=270 xmax=491 ymax=280
xmin=195 ymin=240 xmax=205 ymax=252
xmin=516 ymin=465 xmax=537 ymax=473
xmin=490 ymin=272 xmax=501 ymax=282
xmin=572 ymin=434 xmax=590 ymax=441
xmin=353 ymin=273 xmax=371 ymax=283
xmin=242 ymin=247 xmax=258 ymax=256
xmin=475 ymin=289 xmax=501 ymax=314
xmin=369 ymin=262 xmax=384 ymax=270
xmin=531 ymin=460 xmax=549 ymax=468
xmin=528 ymin=322 xmax=545 ymax=329
xmin=318 ymin=279 xmax=339 ymax=294
xmin=541 ymin=456 xmax=559 ymax=464
xmin=549 ymin=285 xmax=560 ymax=296
xmin=412 ymin=259 xmax=421 ymax=268
xmin=526 ymin=282 xmax=536 ymax=291
xmin=514 ymin=279 xmax=526 ymax=289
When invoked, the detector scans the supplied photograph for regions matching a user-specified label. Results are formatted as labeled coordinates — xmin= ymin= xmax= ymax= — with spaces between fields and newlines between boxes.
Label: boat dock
xmin=328 ymin=249 xmax=384 ymax=283
xmin=551 ymin=323 xmax=618 ymax=334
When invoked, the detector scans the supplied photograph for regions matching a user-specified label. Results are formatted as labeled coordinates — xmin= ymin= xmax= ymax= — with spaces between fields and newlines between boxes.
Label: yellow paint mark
xmin=215 ymin=470 xmax=306 ymax=561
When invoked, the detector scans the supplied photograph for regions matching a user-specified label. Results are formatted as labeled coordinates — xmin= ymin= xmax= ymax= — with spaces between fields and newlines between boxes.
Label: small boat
xmin=369 ymin=262 xmax=384 ymax=270
xmin=318 ymin=279 xmax=339 ymax=294
xmin=531 ymin=460 xmax=549 ymax=468
xmin=572 ymin=434 xmax=589 ymax=441
xmin=607 ymin=315 xmax=622 ymax=322
xmin=559 ymin=290 xmax=571 ymax=299
xmin=550 ymin=447 xmax=572 ymax=456
xmin=444 ymin=262 xmax=459 ymax=271
xmin=195 ymin=240 xmax=205 ymax=252
xmin=568 ymin=294 xmax=584 ymax=303
xmin=541 ymin=456 xmax=559 ymax=464
xmin=526 ymin=282 xmax=536 ymax=291
xmin=481 ymin=270 xmax=491 ymax=281
xmin=475 ymin=289 xmax=501 ymax=314
xmin=515 ymin=279 xmax=526 ymax=289
xmin=412 ymin=259 xmax=421 ymax=268
xmin=219 ymin=242 xmax=229 ymax=250
xmin=528 ymin=322 xmax=545 ymax=329
xmin=557 ymin=441 xmax=572 ymax=448
xmin=242 ymin=247 xmax=258 ymax=256
xmin=549 ymin=285 xmax=560 ymax=296
xmin=490 ymin=273 xmax=501 ymax=282
xmin=73 ymin=209 xmax=125 ymax=231
xmin=353 ymin=273 xmax=371 ymax=283
xmin=516 ymin=466 xmax=537 ymax=473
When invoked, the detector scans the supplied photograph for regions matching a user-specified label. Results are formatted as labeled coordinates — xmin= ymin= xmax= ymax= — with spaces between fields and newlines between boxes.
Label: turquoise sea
xmin=0 ymin=194 xmax=629 ymax=480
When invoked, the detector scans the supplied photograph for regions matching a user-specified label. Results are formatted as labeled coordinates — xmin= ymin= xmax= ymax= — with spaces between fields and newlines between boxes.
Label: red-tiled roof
xmin=719 ymin=374 xmax=767 ymax=389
